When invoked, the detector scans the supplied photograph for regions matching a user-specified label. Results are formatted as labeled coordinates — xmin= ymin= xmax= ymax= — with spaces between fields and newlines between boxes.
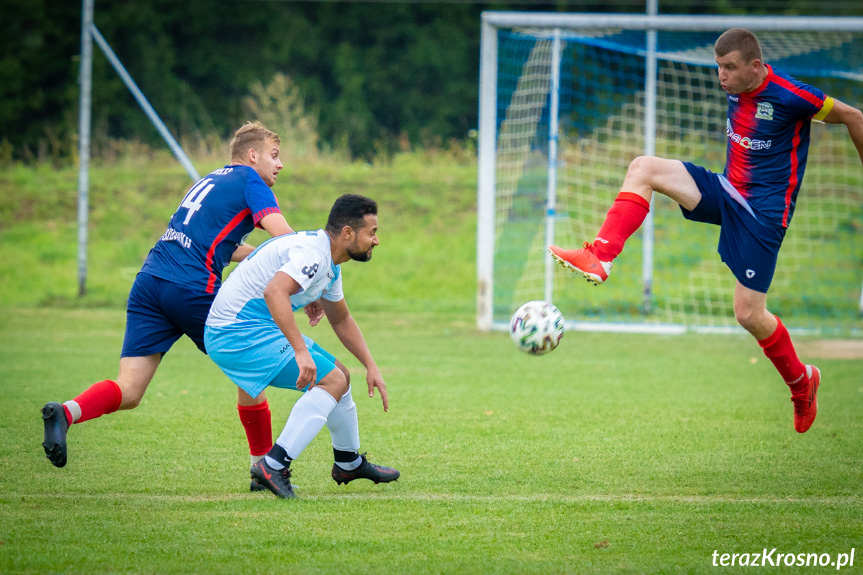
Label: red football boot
xmin=792 ymin=365 xmax=821 ymax=433
xmin=548 ymin=243 xmax=613 ymax=285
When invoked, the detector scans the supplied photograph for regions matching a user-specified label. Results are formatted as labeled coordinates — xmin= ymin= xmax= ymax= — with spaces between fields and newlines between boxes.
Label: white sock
xmin=336 ymin=455 xmax=363 ymax=471
xmin=274 ymin=386 xmax=338 ymax=460
xmin=264 ymin=455 xmax=284 ymax=470
xmin=250 ymin=454 xmax=264 ymax=466
xmin=64 ymin=400 xmax=82 ymax=424
xmin=327 ymin=385 xmax=361 ymax=455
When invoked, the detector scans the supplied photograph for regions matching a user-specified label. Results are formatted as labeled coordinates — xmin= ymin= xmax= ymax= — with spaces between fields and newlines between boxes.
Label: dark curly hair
xmin=325 ymin=194 xmax=378 ymax=235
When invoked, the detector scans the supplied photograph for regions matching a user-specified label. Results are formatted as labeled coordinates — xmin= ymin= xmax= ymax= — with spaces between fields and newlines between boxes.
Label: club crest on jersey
xmin=755 ymin=102 xmax=774 ymax=121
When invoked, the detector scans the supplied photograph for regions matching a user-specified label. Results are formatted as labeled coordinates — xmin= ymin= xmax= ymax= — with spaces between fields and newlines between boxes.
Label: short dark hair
xmin=715 ymin=28 xmax=763 ymax=63
xmin=325 ymin=194 xmax=378 ymax=235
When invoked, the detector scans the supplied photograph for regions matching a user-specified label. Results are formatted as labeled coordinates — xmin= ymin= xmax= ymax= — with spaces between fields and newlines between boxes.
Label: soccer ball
xmin=509 ymin=300 xmax=565 ymax=356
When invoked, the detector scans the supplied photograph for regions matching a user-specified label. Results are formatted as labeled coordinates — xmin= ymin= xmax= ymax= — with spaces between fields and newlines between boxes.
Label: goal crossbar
xmin=482 ymin=13 xmax=863 ymax=32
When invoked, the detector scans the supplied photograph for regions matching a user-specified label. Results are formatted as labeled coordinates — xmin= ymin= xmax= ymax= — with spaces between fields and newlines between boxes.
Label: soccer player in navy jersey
xmin=548 ymin=29 xmax=863 ymax=433
xmin=41 ymin=122 xmax=321 ymax=484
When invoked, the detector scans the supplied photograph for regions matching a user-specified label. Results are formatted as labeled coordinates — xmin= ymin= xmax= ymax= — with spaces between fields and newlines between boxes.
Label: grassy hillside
xmin=0 ymin=151 xmax=478 ymax=312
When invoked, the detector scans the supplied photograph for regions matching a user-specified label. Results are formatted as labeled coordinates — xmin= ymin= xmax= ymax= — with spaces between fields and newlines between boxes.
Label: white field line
xmin=11 ymin=492 xmax=862 ymax=505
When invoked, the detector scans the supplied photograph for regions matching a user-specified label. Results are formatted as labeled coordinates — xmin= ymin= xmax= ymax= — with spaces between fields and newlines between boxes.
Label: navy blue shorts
xmin=122 ymin=273 xmax=214 ymax=357
xmin=680 ymin=162 xmax=786 ymax=293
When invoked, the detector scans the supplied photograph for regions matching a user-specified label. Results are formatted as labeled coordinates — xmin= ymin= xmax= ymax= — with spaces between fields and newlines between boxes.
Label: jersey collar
xmin=742 ymin=64 xmax=772 ymax=98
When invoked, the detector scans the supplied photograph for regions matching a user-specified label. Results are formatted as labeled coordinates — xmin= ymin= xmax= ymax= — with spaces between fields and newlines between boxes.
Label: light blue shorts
xmin=204 ymin=322 xmax=337 ymax=398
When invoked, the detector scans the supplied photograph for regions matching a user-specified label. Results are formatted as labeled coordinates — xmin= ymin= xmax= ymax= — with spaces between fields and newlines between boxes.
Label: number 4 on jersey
xmin=180 ymin=178 xmax=215 ymax=224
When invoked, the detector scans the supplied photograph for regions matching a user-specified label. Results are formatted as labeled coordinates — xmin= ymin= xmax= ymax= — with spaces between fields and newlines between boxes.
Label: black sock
xmin=267 ymin=444 xmax=292 ymax=469
xmin=334 ymin=448 xmax=361 ymax=469
xmin=334 ymin=448 xmax=359 ymax=462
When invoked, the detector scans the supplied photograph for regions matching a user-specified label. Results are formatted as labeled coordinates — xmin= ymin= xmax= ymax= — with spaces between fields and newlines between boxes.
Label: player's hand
xmin=304 ymin=300 xmax=325 ymax=327
xmin=366 ymin=367 xmax=388 ymax=412
xmin=295 ymin=349 xmax=317 ymax=391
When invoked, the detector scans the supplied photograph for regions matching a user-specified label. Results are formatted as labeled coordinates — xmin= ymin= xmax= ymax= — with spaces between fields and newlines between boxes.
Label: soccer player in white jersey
xmin=205 ymin=194 xmax=399 ymax=498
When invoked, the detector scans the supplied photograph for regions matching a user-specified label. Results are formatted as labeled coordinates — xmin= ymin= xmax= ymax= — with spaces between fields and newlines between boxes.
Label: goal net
xmin=477 ymin=13 xmax=863 ymax=336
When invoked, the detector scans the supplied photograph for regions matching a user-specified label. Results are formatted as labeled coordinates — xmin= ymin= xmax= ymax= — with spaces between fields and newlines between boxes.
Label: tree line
xmin=1 ymin=0 xmax=854 ymax=163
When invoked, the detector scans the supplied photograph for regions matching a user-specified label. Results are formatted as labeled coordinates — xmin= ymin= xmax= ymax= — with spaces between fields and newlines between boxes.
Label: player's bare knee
xmin=733 ymin=304 xmax=759 ymax=332
xmin=622 ymin=156 xmax=663 ymax=195
xmin=338 ymin=364 xmax=350 ymax=387
xmin=118 ymin=389 xmax=144 ymax=410
xmin=626 ymin=156 xmax=656 ymax=182
xmin=317 ymin=368 xmax=348 ymax=402
xmin=238 ymin=388 xmax=267 ymax=406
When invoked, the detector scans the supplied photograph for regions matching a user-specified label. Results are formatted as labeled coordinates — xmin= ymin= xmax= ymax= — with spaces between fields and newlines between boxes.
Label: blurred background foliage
xmin=1 ymin=0 xmax=861 ymax=163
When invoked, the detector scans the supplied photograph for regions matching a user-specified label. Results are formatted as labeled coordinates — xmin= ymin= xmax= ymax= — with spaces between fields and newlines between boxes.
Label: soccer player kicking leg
xmin=549 ymin=27 xmax=863 ymax=433
xmin=548 ymin=156 xmax=820 ymax=432
xmin=41 ymin=355 xmax=158 ymax=468
xmin=40 ymin=280 xmax=295 ymax=474
xmin=42 ymin=349 xmax=281 ymax=484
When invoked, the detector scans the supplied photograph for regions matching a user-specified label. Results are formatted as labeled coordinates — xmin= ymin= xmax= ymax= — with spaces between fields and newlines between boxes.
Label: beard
xmin=348 ymin=244 xmax=373 ymax=262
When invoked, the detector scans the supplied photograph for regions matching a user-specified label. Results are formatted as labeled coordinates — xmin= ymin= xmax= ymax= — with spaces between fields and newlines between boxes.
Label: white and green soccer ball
xmin=509 ymin=300 xmax=565 ymax=356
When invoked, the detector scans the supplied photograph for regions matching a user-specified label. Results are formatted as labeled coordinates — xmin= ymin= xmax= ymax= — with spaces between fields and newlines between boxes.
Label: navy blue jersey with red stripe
xmin=724 ymin=65 xmax=828 ymax=227
xmin=140 ymin=165 xmax=281 ymax=294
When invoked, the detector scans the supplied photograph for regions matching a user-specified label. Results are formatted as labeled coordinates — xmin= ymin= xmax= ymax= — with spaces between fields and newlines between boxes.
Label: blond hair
xmin=715 ymin=28 xmax=763 ymax=63
xmin=229 ymin=121 xmax=280 ymax=162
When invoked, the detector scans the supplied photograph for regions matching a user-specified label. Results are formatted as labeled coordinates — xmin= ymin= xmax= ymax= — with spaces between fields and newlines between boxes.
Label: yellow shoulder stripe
xmin=813 ymin=96 xmax=834 ymax=122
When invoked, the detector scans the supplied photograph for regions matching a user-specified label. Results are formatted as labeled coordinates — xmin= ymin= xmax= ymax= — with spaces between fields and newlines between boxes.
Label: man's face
xmin=346 ymin=214 xmax=379 ymax=262
xmin=252 ymin=139 xmax=283 ymax=187
xmin=715 ymin=50 xmax=762 ymax=95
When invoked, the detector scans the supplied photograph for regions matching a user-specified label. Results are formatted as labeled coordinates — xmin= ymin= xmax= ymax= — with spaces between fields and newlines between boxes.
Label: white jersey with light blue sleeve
xmin=206 ymin=229 xmax=343 ymax=328
xmin=204 ymin=229 xmax=343 ymax=396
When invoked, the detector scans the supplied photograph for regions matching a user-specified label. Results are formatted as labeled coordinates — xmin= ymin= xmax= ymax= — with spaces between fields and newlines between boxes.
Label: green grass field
xmin=2 ymin=308 xmax=862 ymax=574
xmin=1 ymin=154 xmax=862 ymax=573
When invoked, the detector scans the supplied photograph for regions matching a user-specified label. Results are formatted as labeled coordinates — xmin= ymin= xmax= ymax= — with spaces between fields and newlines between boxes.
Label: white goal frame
xmin=477 ymin=12 xmax=863 ymax=334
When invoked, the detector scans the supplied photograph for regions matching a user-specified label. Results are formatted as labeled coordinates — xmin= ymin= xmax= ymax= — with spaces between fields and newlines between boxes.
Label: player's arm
xmin=230 ymin=244 xmax=255 ymax=262
xmin=230 ymin=213 xmax=295 ymax=263
xmin=821 ymin=98 xmax=863 ymax=166
xmin=263 ymin=271 xmax=317 ymax=390
xmin=259 ymin=212 xmax=294 ymax=237
xmin=320 ymin=297 xmax=388 ymax=412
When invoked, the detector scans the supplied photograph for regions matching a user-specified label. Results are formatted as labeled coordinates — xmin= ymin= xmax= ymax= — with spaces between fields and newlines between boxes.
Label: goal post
xmin=477 ymin=12 xmax=863 ymax=337
xmin=77 ymin=0 xmax=199 ymax=297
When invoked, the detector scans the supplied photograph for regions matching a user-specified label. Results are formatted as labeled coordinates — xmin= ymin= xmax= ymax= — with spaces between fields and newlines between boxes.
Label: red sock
xmin=593 ymin=192 xmax=651 ymax=261
xmin=758 ymin=317 xmax=807 ymax=394
xmin=62 ymin=405 xmax=73 ymax=426
xmin=238 ymin=400 xmax=272 ymax=457
xmin=71 ymin=380 xmax=123 ymax=424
